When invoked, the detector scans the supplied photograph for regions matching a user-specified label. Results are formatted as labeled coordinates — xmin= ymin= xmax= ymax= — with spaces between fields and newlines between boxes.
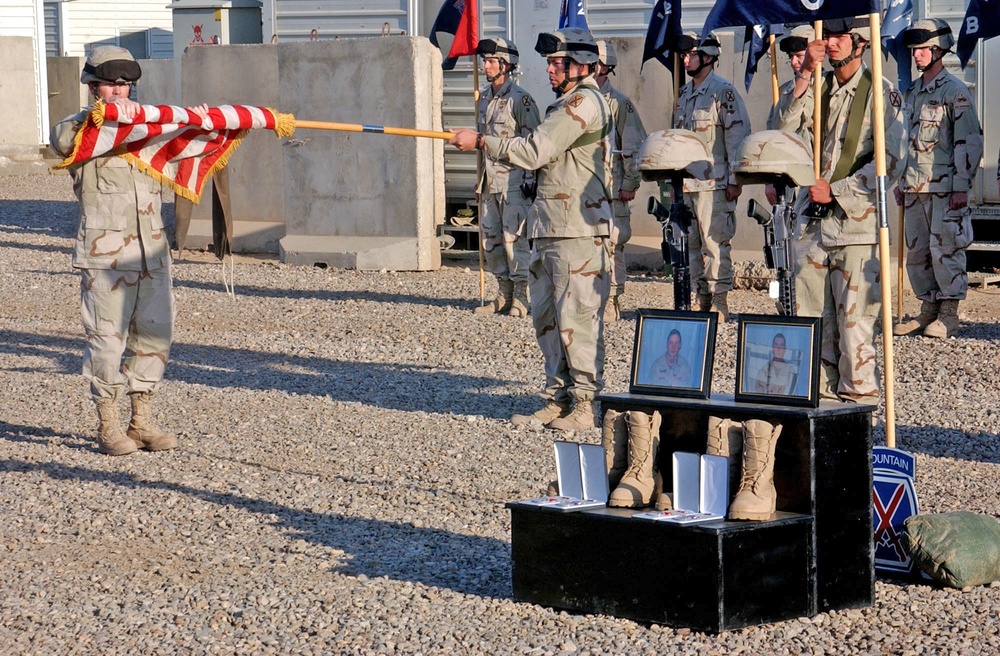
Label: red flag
xmin=55 ymin=102 xmax=294 ymax=203
xmin=429 ymin=0 xmax=479 ymax=70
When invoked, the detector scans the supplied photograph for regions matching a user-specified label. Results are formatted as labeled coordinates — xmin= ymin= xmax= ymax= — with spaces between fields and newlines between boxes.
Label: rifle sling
xmin=820 ymin=68 xmax=874 ymax=184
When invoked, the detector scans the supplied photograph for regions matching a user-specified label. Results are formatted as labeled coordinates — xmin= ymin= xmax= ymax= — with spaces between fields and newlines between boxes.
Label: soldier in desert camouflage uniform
xmin=594 ymin=39 xmax=647 ymax=321
xmin=766 ymin=25 xmax=815 ymax=206
xmin=50 ymin=47 xmax=206 ymax=455
xmin=450 ymin=28 xmax=613 ymax=432
xmin=893 ymin=19 xmax=983 ymax=339
xmin=672 ymin=32 xmax=752 ymax=321
xmin=778 ymin=17 xmax=905 ymax=401
xmin=474 ymin=37 xmax=541 ymax=317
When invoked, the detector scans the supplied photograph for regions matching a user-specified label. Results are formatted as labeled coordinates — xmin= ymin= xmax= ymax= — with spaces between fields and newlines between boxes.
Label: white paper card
xmin=579 ymin=444 xmax=609 ymax=502
xmin=672 ymin=451 xmax=701 ymax=512
xmin=554 ymin=441 xmax=584 ymax=500
xmin=700 ymin=454 xmax=730 ymax=516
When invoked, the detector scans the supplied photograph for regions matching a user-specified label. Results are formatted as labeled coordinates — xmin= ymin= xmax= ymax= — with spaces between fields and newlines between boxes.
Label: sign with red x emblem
xmin=872 ymin=446 xmax=920 ymax=575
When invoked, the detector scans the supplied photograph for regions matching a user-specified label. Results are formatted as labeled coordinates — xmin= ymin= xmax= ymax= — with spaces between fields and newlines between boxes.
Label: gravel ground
xmin=0 ymin=172 xmax=997 ymax=655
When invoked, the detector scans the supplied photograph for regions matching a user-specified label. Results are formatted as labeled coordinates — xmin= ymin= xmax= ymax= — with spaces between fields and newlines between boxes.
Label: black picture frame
xmin=734 ymin=314 xmax=821 ymax=408
xmin=629 ymin=309 xmax=718 ymax=399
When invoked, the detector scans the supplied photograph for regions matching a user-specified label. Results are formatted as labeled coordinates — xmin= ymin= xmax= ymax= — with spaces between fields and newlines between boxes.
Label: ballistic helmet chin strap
xmin=553 ymin=59 xmax=589 ymax=95
xmin=687 ymin=53 xmax=714 ymax=77
xmin=487 ymin=62 xmax=512 ymax=84
xmin=830 ymin=35 xmax=867 ymax=69
xmin=916 ymin=47 xmax=947 ymax=72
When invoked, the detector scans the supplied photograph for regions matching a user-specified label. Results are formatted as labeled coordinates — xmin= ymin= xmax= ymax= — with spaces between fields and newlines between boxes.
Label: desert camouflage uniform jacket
xmin=598 ymin=78 xmax=647 ymax=195
xmin=51 ymin=109 xmax=169 ymax=271
xmin=477 ymin=78 xmax=541 ymax=194
xmin=900 ymin=68 xmax=983 ymax=194
xmin=483 ymin=77 xmax=613 ymax=239
xmin=673 ymin=71 xmax=751 ymax=193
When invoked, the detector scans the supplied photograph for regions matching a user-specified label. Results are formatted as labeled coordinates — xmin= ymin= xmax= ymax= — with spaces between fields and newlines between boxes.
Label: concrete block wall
xmin=0 ymin=37 xmax=41 ymax=149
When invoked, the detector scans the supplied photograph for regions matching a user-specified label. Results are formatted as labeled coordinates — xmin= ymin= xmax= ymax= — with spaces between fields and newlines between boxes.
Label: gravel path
xmin=0 ymin=173 xmax=997 ymax=655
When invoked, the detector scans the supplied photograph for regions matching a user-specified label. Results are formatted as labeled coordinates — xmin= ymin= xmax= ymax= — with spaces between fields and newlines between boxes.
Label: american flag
xmin=55 ymin=102 xmax=295 ymax=203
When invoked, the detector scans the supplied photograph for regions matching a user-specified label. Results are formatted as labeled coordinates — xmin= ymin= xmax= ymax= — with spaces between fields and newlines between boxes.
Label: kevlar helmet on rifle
xmin=638 ymin=129 xmax=714 ymax=182
xmin=534 ymin=28 xmax=600 ymax=64
xmin=477 ymin=37 xmax=520 ymax=66
xmin=732 ymin=130 xmax=816 ymax=188
xmin=902 ymin=18 xmax=955 ymax=51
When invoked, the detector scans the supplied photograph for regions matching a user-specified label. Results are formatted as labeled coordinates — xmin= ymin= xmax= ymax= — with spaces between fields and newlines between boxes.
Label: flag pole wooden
xmin=868 ymin=12 xmax=897 ymax=449
xmin=769 ymin=34 xmax=779 ymax=106
xmin=812 ymin=21 xmax=823 ymax=179
xmin=292 ymin=120 xmax=454 ymax=140
xmin=473 ymin=62 xmax=486 ymax=308
xmin=897 ymin=205 xmax=906 ymax=322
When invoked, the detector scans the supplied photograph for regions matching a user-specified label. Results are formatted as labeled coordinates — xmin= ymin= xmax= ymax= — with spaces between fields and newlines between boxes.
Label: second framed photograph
xmin=630 ymin=309 xmax=718 ymax=399
xmin=734 ymin=314 xmax=821 ymax=408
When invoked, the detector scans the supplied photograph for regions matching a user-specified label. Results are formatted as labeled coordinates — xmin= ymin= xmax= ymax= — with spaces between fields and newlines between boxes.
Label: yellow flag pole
xmin=769 ymin=34 xmax=779 ymax=106
xmin=897 ymin=205 xmax=906 ymax=322
xmin=473 ymin=63 xmax=486 ymax=308
xmin=868 ymin=12 xmax=897 ymax=449
xmin=293 ymin=120 xmax=453 ymax=140
xmin=812 ymin=21 xmax=823 ymax=179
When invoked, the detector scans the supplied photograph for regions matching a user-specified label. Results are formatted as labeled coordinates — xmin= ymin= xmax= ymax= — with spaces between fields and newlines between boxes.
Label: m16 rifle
xmin=747 ymin=184 xmax=796 ymax=316
xmin=647 ymin=175 xmax=693 ymax=311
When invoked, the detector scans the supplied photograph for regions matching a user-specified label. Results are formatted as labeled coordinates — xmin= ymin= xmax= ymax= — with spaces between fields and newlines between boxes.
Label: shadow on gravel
xmin=0 ymin=200 xmax=78 ymax=237
xmin=0 ymin=329 xmax=522 ymax=419
xmin=895 ymin=424 xmax=1000 ymax=464
xmin=173 ymin=278 xmax=471 ymax=310
xmin=0 ymin=239 xmax=72 ymax=255
xmin=4 ymin=458 xmax=513 ymax=599
xmin=953 ymin=321 xmax=1000 ymax=340
xmin=0 ymin=422 xmax=93 ymax=451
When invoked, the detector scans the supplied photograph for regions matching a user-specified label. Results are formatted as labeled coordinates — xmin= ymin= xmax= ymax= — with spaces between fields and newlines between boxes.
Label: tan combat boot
xmin=510 ymin=399 xmax=571 ymax=427
xmin=893 ymin=300 xmax=939 ymax=336
xmin=474 ymin=279 xmax=513 ymax=315
xmin=95 ymin=398 xmax=138 ymax=456
xmin=706 ymin=415 xmax=743 ymax=500
xmin=606 ymin=295 xmax=622 ymax=322
xmin=697 ymin=292 xmax=713 ymax=312
xmin=729 ymin=419 xmax=782 ymax=521
xmin=923 ymin=300 xmax=960 ymax=338
xmin=547 ymin=400 xmax=598 ymax=432
xmin=127 ymin=392 xmax=178 ymax=451
xmin=608 ymin=410 xmax=661 ymax=508
xmin=508 ymin=281 xmax=529 ymax=318
xmin=710 ymin=292 xmax=731 ymax=322
xmin=602 ymin=409 xmax=629 ymax=490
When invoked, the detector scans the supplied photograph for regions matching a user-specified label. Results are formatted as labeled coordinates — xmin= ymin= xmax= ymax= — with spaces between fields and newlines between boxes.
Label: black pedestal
xmin=507 ymin=393 xmax=874 ymax=631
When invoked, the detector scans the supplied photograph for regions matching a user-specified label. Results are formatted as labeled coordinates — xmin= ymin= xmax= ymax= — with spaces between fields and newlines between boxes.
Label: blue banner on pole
xmin=559 ymin=0 xmax=590 ymax=31
xmin=882 ymin=0 xmax=913 ymax=91
xmin=642 ymin=0 xmax=683 ymax=71
xmin=703 ymin=0 xmax=880 ymax=36
xmin=958 ymin=0 xmax=1000 ymax=69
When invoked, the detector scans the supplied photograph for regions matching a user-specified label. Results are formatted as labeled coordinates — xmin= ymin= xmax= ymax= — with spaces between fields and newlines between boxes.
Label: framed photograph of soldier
xmin=734 ymin=314 xmax=821 ymax=408
xmin=629 ymin=309 xmax=717 ymax=399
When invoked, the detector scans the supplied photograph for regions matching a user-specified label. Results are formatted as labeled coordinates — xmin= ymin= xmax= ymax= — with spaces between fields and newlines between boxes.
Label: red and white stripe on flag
xmin=55 ymin=102 xmax=295 ymax=203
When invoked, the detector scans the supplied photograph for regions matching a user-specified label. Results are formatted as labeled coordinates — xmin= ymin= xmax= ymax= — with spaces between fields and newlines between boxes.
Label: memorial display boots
xmin=508 ymin=282 xmax=529 ymax=318
xmin=892 ymin=300 xmax=939 ymax=336
xmin=474 ymin=279 xmax=513 ymax=315
xmin=602 ymin=409 xmax=629 ymax=491
xmin=95 ymin=398 xmax=138 ymax=456
xmin=511 ymin=399 xmax=571 ymax=427
xmin=547 ymin=400 xmax=597 ymax=432
xmin=923 ymin=300 xmax=960 ymax=338
xmin=729 ymin=419 xmax=782 ymax=521
xmin=608 ymin=410 xmax=661 ymax=508
xmin=706 ymin=415 xmax=743 ymax=501
xmin=127 ymin=391 xmax=178 ymax=451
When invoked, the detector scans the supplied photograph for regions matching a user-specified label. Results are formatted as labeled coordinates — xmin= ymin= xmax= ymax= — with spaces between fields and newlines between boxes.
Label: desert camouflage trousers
xmin=795 ymin=222 xmax=880 ymax=401
xmin=481 ymin=192 xmax=530 ymax=283
xmin=684 ymin=189 xmax=736 ymax=295
xmin=529 ymin=236 xmax=611 ymax=403
xmin=609 ymin=200 xmax=632 ymax=296
xmin=903 ymin=192 xmax=974 ymax=302
xmin=80 ymin=265 xmax=175 ymax=401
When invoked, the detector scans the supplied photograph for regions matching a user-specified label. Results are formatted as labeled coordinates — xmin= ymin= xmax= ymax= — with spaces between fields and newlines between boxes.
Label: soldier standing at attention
xmin=672 ymin=32 xmax=752 ymax=321
xmin=450 ymin=28 xmax=613 ymax=432
xmin=50 ymin=47 xmax=208 ymax=455
xmin=766 ymin=25 xmax=815 ymax=207
xmin=473 ymin=38 xmax=541 ymax=317
xmin=893 ymin=19 xmax=983 ymax=339
xmin=779 ymin=17 xmax=906 ymax=401
xmin=594 ymin=39 xmax=647 ymax=322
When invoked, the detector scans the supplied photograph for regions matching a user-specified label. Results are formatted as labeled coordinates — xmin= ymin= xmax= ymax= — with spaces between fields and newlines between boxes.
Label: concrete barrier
xmin=0 ymin=37 xmax=41 ymax=151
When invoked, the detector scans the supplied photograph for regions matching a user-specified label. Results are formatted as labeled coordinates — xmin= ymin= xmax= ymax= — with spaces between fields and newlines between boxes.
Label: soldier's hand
xmin=725 ymin=184 xmax=742 ymax=203
xmin=950 ymin=191 xmax=968 ymax=211
xmin=893 ymin=186 xmax=903 ymax=206
xmin=618 ymin=189 xmax=636 ymax=203
xmin=765 ymin=184 xmax=777 ymax=206
xmin=187 ymin=103 xmax=211 ymax=125
xmin=448 ymin=128 xmax=479 ymax=152
xmin=804 ymin=40 xmax=826 ymax=73
xmin=108 ymin=96 xmax=141 ymax=121
xmin=810 ymin=179 xmax=833 ymax=205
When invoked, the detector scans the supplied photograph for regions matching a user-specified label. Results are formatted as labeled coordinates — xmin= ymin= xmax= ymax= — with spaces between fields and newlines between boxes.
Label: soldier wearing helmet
xmin=50 ymin=46 xmax=208 ymax=456
xmin=472 ymin=38 xmax=541 ymax=318
xmin=778 ymin=16 xmax=906 ymax=401
xmin=450 ymin=28 xmax=613 ymax=432
xmin=594 ymin=39 xmax=648 ymax=321
xmin=672 ymin=30 xmax=752 ymax=321
xmin=766 ymin=24 xmax=816 ymax=205
xmin=893 ymin=18 xmax=983 ymax=339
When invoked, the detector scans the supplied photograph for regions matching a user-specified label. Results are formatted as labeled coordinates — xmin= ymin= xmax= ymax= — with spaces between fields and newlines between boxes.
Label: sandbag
xmin=903 ymin=511 xmax=1000 ymax=589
